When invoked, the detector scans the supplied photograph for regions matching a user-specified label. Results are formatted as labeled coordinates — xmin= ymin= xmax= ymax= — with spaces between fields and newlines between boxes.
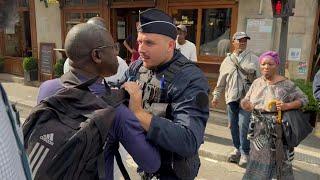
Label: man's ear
xmin=91 ymin=49 xmax=102 ymax=64
xmin=168 ymin=40 xmax=175 ymax=51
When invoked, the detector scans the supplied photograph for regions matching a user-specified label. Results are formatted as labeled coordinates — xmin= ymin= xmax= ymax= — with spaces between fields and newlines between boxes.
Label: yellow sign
xmin=48 ymin=0 xmax=59 ymax=4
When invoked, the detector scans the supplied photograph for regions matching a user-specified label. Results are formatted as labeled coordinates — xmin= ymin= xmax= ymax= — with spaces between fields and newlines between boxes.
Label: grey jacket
xmin=212 ymin=50 xmax=260 ymax=104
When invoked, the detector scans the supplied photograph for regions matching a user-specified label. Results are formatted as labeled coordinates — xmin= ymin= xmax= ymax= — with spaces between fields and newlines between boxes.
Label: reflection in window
xmin=4 ymin=12 xmax=32 ymax=57
xmin=83 ymin=0 xmax=99 ymax=6
xmin=200 ymin=8 xmax=231 ymax=56
xmin=83 ymin=13 xmax=100 ymax=22
xmin=65 ymin=0 xmax=81 ymax=6
xmin=172 ymin=9 xmax=198 ymax=44
xmin=19 ymin=0 xmax=29 ymax=7
xmin=66 ymin=13 xmax=81 ymax=33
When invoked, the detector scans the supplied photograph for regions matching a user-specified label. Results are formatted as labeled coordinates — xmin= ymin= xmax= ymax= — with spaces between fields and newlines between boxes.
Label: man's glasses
xmin=94 ymin=44 xmax=116 ymax=50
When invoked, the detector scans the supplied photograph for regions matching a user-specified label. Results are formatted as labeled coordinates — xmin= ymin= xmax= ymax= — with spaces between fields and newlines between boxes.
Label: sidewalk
xmin=1 ymin=73 xmax=319 ymax=166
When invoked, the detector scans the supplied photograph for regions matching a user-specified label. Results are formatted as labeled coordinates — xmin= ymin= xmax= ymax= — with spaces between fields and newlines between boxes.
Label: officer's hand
xmin=211 ymin=99 xmax=218 ymax=108
xmin=122 ymin=82 xmax=143 ymax=113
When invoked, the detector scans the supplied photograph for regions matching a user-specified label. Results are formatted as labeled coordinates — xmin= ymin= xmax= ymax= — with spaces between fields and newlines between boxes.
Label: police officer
xmin=122 ymin=8 xmax=210 ymax=180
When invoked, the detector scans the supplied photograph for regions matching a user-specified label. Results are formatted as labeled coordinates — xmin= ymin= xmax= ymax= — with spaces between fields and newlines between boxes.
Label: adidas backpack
xmin=23 ymin=75 xmax=129 ymax=180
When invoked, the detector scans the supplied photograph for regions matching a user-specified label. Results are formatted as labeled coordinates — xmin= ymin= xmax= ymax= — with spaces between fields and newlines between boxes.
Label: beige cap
xmin=177 ymin=24 xmax=187 ymax=32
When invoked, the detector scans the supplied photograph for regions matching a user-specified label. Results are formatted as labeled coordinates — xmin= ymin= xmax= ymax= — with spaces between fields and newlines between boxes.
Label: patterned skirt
xmin=243 ymin=112 xmax=294 ymax=180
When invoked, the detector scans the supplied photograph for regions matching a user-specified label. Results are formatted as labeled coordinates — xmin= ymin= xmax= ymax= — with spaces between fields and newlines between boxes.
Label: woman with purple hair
xmin=240 ymin=51 xmax=308 ymax=179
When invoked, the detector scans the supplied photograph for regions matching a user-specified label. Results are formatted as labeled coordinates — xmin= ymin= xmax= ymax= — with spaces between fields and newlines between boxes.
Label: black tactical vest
xmin=135 ymin=57 xmax=201 ymax=180
xmin=136 ymin=57 xmax=194 ymax=117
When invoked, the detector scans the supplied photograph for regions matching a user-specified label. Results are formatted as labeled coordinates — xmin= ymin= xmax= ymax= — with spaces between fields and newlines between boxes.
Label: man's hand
xmin=240 ymin=99 xmax=253 ymax=112
xmin=122 ymin=82 xmax=143 ymax=113
xmin=122 ymin=81 xmax=153 ymax=131
xmin=211 ymin=99 xmax=219 ymax=108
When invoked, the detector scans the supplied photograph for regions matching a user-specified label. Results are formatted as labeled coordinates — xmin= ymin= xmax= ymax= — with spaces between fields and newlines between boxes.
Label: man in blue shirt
xmin=37 ymin=22 xmax=160 ymax=179
xmin=122 ymin=8 xmax=209 ymax=179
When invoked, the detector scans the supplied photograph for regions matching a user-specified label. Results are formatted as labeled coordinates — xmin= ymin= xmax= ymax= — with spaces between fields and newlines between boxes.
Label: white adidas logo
xmin=40 ymin=133 xmax=54 ymax=146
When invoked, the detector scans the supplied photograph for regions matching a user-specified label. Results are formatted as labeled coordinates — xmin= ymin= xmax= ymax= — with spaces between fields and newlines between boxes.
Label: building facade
xmin=0 ymin=0 xmax=319 ymax=87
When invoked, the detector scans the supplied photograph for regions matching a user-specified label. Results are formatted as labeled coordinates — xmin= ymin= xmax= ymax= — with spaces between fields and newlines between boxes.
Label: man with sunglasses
xmin=36 ymin=22 xmax=160 ymax=179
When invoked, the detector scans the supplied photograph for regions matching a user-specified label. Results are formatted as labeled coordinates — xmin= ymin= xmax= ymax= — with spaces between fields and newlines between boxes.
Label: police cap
xmin=138 ymin=8 xmax=177 ymax=40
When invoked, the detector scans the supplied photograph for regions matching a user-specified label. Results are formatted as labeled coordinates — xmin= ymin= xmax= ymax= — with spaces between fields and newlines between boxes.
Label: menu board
xmin=246 ymin=19 xmax=274 ymax=55
xmin=39 ymin=43 xmax=56 ymax=74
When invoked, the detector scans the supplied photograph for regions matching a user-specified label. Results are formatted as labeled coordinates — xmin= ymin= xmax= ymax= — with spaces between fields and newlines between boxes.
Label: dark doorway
xmin=112 ymin=8 xmax=146 ymax=63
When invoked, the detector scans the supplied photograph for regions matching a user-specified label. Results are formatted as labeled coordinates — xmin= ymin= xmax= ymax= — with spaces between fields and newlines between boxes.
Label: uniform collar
xmin=153 ymin=49 xmax=182 ymax=73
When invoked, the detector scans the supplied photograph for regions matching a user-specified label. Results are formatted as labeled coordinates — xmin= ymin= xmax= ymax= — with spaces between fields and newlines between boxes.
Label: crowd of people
xmin=0 ymin=1 xmax=318 ymax=180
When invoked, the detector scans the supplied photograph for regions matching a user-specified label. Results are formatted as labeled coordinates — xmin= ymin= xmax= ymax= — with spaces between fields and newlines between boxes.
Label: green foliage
xmin=0 ymin=56 xmax=4 ymax=71
xmin=293 ymin=79 xmax=320 ymax=112
xmin=54 ymin=58 xmax=65 ymax=78
xmin=23 ymin=57 xmax=38 ymax=71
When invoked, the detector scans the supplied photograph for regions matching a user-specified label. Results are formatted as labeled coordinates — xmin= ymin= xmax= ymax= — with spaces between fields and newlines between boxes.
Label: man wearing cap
xmin=121 ymin=8 xmax=209 ymax=179
xmin=176 ymin=24 xmax=197 ymax=62
xmin=211 ymin=32 xmax=259 ymax=167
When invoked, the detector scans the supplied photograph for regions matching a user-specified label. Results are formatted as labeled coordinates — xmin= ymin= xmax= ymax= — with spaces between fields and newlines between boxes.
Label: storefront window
xmin=65 ymin=0 xmax=81 ymax=6
xmin=66 ymin=13 xmax=81 ymax=33
xmin=200 ymin=8 xmax=231 ymax=56
xmin=19 ymin=0 xmax=29 ymax=7
xmin=83 ymin=0 xmax=99 ymax=6
xmin=4 ymin=11 xmax=31 ymax=57
xmin=83 ymin=13 xmax=100 ymax=22
xmin=172 ymin=9 xmax=198 ymax=44
xmin=65 ymin=12 xmax=100 ymax=34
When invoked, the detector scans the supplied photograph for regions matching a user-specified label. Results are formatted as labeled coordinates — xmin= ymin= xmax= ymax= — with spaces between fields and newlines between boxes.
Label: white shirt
xmin=63 ymin=56 xmax=129 ymax=84
xmin=104 ymin=56 xmax=129 ymax=84
xmin=176 ymin=40 xmax=197 ymax=62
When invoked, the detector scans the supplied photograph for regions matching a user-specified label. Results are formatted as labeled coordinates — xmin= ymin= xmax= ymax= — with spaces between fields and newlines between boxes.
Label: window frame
xmin=169 ymin=2 xmax=238 ymax=64
xmin=61 ymin=0 xmax=103 ymax=42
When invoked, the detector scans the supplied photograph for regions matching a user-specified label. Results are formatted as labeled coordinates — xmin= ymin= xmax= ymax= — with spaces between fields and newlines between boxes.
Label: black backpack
xmin=23 ymin=74 xmax=130 ymax=180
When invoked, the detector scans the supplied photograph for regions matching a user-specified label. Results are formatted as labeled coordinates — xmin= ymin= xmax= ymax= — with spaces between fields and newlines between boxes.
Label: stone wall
xmin=238 ymin=0 xmax=318 ymax=80
xmin=35 ymin=1 xmax=62 ymax=60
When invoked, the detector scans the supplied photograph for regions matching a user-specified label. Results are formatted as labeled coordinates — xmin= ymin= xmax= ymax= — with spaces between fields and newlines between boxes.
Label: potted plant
xmin=23 ymin=57 xmax=38 ymax=81
xmin=0 ymin=56 xmax=4 ymax=72
xmin=54 ymin=58 xmax=65 ymax=78
xmin=293 ymin=79 xmax=320 ymax=127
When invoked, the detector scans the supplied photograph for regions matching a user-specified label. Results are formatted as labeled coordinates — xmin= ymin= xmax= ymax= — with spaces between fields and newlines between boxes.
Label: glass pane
xmin=112 ymin=0 xmax=131 ymax=2
xmin=4 ymin=12 xmax=31 ymax=57
xmin=83 ymin=13 xmax=100 ymax=22
xmin=65 ymin=13 xmax=81 ymax=33
xmin=172 ymin=9 xmax=198 ymax=44
xmin=65 ymin=0 xmax=81 ymax=6
xmin=83 ymin=0 xmax=99 ymax=6
xmin=19 ymin=0 xmax=29 ymax=7
xmin=200 ymin=8 xmax=232 ymax=56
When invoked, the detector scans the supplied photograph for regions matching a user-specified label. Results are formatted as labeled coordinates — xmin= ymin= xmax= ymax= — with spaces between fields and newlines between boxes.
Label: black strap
xmin=229 ymin=54 xmax=250 ymax=76
xmin=97 ymin=151 xmax=106 ymax=180
xmin=115 ymin=149 xmax=131 ymax=180
xmin=0 ymin=84 xmax=33 ymax=180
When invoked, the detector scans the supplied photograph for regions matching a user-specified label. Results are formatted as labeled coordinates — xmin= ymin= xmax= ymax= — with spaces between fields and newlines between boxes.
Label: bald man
xmin=36 ymin=23 xmax=160 ymax=179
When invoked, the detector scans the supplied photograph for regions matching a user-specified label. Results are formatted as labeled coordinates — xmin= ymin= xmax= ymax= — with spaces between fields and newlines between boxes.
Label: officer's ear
xmin=168 ymin=40 xmax=175 ymax=52
xmin=91 ymin=49 xmax=102 ymax=64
